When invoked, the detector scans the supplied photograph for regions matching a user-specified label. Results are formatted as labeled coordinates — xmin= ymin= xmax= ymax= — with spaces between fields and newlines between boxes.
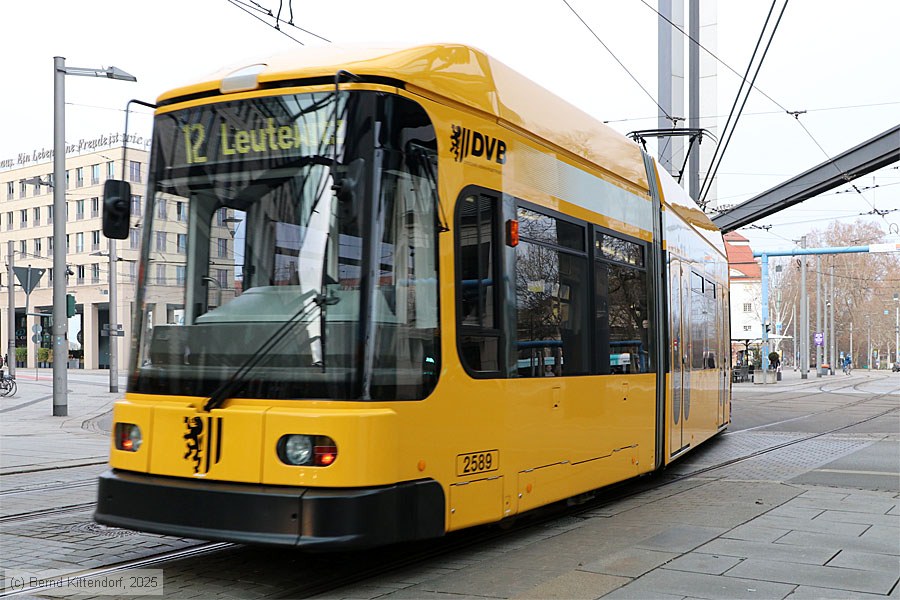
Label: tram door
xmin=718 ymin=289 xmax=728 ymax=425
xmin=669 ymin=259 xmax=690 ymax=456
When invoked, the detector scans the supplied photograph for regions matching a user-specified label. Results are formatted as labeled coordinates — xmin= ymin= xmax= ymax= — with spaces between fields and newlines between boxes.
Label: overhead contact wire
xmin=562 ymin=0 xmax=674 ymax=123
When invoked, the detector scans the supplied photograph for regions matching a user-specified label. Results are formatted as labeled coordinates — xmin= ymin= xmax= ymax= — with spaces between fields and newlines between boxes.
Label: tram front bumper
xmin=94 ymin=469 xmax=445 ymax=550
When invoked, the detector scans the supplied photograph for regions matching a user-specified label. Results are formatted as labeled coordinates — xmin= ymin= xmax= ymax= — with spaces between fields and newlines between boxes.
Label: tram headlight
xmin=279 ymin=435 xmax=313 ymax=465
xmin=115 ymin=423 xmax=142 ymax=452
xmin=277 ymin=434 xmax=338 ymax=466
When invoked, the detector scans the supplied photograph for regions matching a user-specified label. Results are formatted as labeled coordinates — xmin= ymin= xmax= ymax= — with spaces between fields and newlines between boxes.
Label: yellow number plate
xmin=456 ymin=450 xmax=499 ymax=476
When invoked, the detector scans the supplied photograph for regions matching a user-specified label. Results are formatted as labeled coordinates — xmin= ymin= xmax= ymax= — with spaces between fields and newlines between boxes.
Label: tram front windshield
xmin=132 ymin=91 xmax=440 ymax=401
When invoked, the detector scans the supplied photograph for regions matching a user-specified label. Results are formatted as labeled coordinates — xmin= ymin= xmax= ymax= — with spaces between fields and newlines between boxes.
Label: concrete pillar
xmin=84 ymin=302 xmax=98 ymax=369
xmin=658 ymin=0 xmax=685 ymax=177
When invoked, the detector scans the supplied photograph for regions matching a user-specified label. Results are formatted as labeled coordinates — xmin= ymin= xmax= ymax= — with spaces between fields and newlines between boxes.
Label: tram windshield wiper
xmin=202 ymin=295 xmax=323 ymax=412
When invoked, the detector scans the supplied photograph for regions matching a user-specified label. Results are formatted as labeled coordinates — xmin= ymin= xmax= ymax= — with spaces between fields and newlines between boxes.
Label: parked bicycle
xmin=0 ymin=370 xmax=16 ymax=397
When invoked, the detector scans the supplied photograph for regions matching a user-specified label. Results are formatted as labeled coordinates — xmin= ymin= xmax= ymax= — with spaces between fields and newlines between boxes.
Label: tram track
xmin=727 ymin=375 xmax=897 ymax=435
xmin=0 ymin=502 xmax=97 ymax=525
xmin=0 ymin=479 xmax=96 ymax=497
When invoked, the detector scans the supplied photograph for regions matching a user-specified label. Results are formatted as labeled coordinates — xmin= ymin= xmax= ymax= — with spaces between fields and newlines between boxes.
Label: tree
xmin=772 ymin=220 xmax=900 ymax=368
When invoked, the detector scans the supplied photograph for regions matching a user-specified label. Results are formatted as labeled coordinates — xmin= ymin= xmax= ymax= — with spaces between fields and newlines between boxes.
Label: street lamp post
xmin=6 ymin=241 xmax=14 ymax=379
xmin=894 ymin=293 xmax=899 ymax=368
xmin=52 ymin=56 xmax=136 ymax=416
xmin=108 ymin=237 xmax=119 ymax=393
xmin=91 ymin=250 xmax=127 ymax=393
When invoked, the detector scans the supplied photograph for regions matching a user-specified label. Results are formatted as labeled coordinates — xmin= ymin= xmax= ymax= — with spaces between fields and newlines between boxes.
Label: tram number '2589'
xmin=456 ymin=450 xmax=499 ymax=476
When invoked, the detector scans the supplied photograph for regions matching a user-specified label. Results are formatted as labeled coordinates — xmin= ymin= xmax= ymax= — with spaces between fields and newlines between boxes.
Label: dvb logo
xmin=450 ymin=125 xmax=507 ymax=164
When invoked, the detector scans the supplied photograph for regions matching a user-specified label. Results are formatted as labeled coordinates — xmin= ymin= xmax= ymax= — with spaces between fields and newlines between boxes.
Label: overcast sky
xmin=1 ymin=0 xmax=897 ymax=251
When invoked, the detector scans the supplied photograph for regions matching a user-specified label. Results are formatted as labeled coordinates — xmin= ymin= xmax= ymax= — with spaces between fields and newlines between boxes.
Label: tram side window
xmin=456 ymin=193 xmax=501 ymax=374
xmin=705 ymin=281 xmax=717 ymax=369
xmin=690 ymin=273 xmax=718 ymax=370
xmin=594 ymin=231 xmax=649 ymax=374
xmin=514 ymin=208 xmax=589 ymax=377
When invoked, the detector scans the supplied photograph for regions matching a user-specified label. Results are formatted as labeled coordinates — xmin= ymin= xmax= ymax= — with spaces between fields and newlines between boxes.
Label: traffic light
xmin=66 ymin=294 xmax=76 ymax=318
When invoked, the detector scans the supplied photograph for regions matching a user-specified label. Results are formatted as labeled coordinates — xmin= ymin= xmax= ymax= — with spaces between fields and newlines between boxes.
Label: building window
xmin=130 ymin=195 xmax=142 ymax=216
xmin=19 ymin=179 xmax=26 ymax=198
xmin=33 ymin=207 xmax=40 ymax=226
xmin=65 ymin=170 xmax=70 ymax=190
xmin=47 ymin=205 xmax=54 ymax=224
xmin=130 ymin=228 xmax=140 ymax=250
xmin=19 ymin=240 xmax=26 ymax=255
xmin=92 ymin=263 xmax=101 ymax=283
xmin=175 ymin=265 xmax=186 ymax=285
xmin=129 ymin=262 xmax=137 ymax=283
xmin=176 ymin=233 xmax=187 ymax=254
xmin=76 ymin=232 xmax=84 ymax=253
xmin=92 ymin=230 xmax=101 ymax=251
xmin=217 ymin=238 xmax=228 ymax=258
xmin=34 ymin=238 xmax=42 ymax=255
xmin=157 ymin=199 xmax=167 ymax=220
xmin=75 ymin=199 xmax=85 ymax=220
xmin=156 ymin=264 xmax=166 ymax=285
xmin=91 ymin=197 xmax=99 ymax=218
xmin=33 ymin=181 xmax=41 ymax=196
xmin=156 ymin=231 xmax=167 ymax=252
xmin=19 ymin=209 xmax=27 ymax=228
xmin=76 ymin=264 xmax=85 ymax=284
xmin=216 ymin=269 xmax=228 ymax=288
xmin=129 ymin=161 xmax=141 ymax=183
xmin=742 ymin=302 xmax=752 ymax=313
xmin=76 ymin=167 xmax=84 ymax=188
xmin=91 ymin=164 xmax=101 ymax=185
xmin=106 ymin=161 xmax=115 ymax=179
xmin=175 ymin=201 xmax=187 ymax=222
xmin=216 ymin=208 xmax=227 ymax=226
xmin=47 ymin=236 xmax=53 ymax=254
xmin=6 ymin=182 xmax=13 ymax=200
xmin=6 ymin=212 xmax=12 ymax=230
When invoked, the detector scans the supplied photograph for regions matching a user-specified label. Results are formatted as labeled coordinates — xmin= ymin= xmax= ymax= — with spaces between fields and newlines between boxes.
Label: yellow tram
xmin=95 ymin=44 xmax=731 ymax=549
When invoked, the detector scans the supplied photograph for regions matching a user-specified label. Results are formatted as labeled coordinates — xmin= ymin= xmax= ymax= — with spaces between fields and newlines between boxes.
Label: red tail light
xmin=115 ymin=423 xmax=142 ymax=452
xmin=314 ymin=445 xmax=337 ymax=466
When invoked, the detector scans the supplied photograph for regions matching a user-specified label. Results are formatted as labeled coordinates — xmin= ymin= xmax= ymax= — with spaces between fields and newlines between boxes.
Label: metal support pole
xmin=761 ymin=254 xmax=770 ymax=378
xmin=816 ymin=256 xmax=822 ymax=377
xmin=52 ymin=56 xmax=68 ymax=416
xmin=108 ymin=238 xmax=118 ymax=393
xmin=800 ymin=238 xmax=808 ymax=378
xmin=867 ymin=318 xmax=871 ymax=369
xmin=6 ymin=241 xmax=15 ymax=378
xmin=792 ymin=303 xmax=797 ymax=370
xmin=829 ymin=263 xmax=835 ymax=375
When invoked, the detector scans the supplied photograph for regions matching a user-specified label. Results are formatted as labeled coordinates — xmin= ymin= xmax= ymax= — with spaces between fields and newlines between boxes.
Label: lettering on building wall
xmin=1 ymin=132 xmax=152 ymax=171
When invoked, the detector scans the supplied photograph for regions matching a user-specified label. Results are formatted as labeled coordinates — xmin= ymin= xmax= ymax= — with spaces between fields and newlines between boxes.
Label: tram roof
xmin=158 ymin=43 xmax=649 ymax=192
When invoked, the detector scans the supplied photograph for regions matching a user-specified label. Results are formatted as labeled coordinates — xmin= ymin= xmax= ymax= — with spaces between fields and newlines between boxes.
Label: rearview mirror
xmin=103 ymin=179 xmax=131 ymax=239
